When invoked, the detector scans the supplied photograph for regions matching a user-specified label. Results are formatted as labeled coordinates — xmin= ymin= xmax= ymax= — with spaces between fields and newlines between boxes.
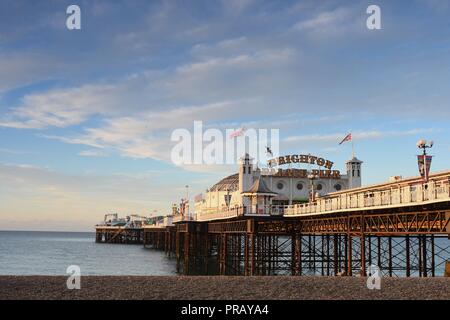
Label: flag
xmin=417 ymin=155 xmax=433 ymax=181
xmin=339 ymin=133 xmax=352 ymax=145
xmin=229 ymin=127 xmax=246 ymax=139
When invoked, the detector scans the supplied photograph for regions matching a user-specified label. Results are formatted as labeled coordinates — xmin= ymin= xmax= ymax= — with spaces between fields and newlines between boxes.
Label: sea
xmin=1 ymin=231 xmax=448 ymax=276
xmin=0 ymin=231 xmax=177 ymax=275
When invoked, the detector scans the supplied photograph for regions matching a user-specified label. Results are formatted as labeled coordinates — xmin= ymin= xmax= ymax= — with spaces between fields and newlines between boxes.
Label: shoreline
xmin=0 ymin=276 xmax=449 ymax=300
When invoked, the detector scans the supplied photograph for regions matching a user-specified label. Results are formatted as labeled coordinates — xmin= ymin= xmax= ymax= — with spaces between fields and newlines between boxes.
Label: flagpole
xmin=351 ymin=132 xmax=355 ymax=158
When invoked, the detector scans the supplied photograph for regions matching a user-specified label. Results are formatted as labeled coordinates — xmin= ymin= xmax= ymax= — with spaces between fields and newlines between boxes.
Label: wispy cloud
xmin=0 ymin=147 xmax=30 ymax=155
xmin=285 ymin=129 xmax=436 ymax=144
xmin=292 ymin=5 xmax=364 ymax=39
xmin=78 ymin=150 xmax=108 ymax=157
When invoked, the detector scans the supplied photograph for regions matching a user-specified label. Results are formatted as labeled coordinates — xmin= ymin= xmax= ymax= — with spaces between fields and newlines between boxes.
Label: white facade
xmin=194 ymin=154 xmax=363 ymax=216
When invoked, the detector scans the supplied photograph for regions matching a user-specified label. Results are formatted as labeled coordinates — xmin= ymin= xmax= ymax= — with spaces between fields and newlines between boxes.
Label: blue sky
xmin=1 ymin=0 xmax=450 ymax=231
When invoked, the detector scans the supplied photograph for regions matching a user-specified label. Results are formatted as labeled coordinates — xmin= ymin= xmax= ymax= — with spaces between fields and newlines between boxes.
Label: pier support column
xmin=422 ymin=235 xmax=428 ymax=277
xmin=184 ymin=232 xmax=190 ymax=275
xmin=360 ymin=214 xmax=366 ymax=277
xmin=388 ymin=236 xmax=393 ymax=277
xmin=326 ymin=234 xmax=330 ymax=276
xmin=219 ymin=233 xmax=228 ymax=275
xmin=431 ymin=235 xmax=435 ymax=277
xmin=333 ymin=234 xmax=338 ymax=276
xmin=175 ymin=231 xmax=181 ymax=273
xmin=244 ymin=233 xmax=255 ymax=276
xmin=406 ymin=235 xmax=410 ymax=277
xmin=360 ymin=234 xmax=366 ymax=276
xmin=347 ymin=233 xmax=353 ymax=276
xmin=291 ymin=233 xmax=302 ymax=276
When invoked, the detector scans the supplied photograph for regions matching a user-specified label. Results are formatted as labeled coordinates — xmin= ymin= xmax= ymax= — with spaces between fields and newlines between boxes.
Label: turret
xmin=239 ymin=153 xmax=253 ymax=205
xmin=346 ymin=157 xmax=363 ymax=189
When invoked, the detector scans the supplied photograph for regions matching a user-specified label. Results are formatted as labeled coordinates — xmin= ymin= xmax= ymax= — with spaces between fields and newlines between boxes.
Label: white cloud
xmin=292 ymin=6 xmax=360 ymax=38
xmin=1 ymin=84 xmax=121 ymax=129
xmin=43 ymin=100 xmax=249 ymax=162
xmin=78 ymin=150 xmax=108 ymax=157
xmin=0 ymin=46 xmax=298 ymax=131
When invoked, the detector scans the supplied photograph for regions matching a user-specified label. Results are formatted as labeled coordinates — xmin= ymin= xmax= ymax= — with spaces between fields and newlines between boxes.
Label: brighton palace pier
xmin=96 ymin=153 xmax=450 ymax=277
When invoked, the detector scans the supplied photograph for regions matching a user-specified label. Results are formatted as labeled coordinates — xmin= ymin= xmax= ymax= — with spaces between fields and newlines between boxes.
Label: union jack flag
xmin=229 ymin=127 xmax=246 ymax=139
xmin=339 ymin=133 xmax=352 ymax=145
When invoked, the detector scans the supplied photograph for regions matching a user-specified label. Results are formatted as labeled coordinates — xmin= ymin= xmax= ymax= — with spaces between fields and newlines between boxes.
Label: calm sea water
xmin=0 ymin=231 xmax=177 ymax=275
xmin=1 ymin=231 xmax=448 ymax=276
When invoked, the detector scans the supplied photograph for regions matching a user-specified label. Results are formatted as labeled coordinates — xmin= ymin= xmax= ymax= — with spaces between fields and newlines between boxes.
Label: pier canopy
xmin=242 ymin=177 xmax=277 ymax=215
xmin=242 ymin=177 xmax=277 ymax=196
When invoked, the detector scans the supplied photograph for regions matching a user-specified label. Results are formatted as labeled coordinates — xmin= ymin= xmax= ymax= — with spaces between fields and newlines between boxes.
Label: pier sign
xmin=268 ymin=154 xmax=334 ymax=169
xmin=266 ymin=154 xmax=341 ymax=178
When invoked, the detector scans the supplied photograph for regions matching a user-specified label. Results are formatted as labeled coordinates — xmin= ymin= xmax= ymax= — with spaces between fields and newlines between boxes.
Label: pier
xmin=95 ymin=226 xmax=143 ymax=244
xmin=96 ymin=170 xmax=450 ymax=277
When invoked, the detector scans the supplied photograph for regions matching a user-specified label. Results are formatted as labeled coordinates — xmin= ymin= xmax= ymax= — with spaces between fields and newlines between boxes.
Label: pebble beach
xmin=0 ymin=276 xmax=449 ymax=300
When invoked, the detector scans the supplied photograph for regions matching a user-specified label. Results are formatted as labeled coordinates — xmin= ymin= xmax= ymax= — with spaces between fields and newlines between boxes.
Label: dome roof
xmin=210 ymin=173 xmax=239 ymax=191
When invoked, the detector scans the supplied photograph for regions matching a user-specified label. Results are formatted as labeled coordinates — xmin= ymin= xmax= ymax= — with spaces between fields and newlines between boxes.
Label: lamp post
xmin=308 ymin=172 xmax=316 ymax=202
xmin=224 ymin=188 xmax=231 ymax=208
xmin=185 ymin=185 xmax=190 ymax=220
xmin=416 ymin=139 xmax=433 ymax=182
xmin=417 ymin=139 xmax=433 ymax=156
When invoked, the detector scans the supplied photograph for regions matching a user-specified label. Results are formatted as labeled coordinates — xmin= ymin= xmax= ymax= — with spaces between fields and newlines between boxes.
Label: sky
xmin=1 ymin=0 xmax=450 ymax=231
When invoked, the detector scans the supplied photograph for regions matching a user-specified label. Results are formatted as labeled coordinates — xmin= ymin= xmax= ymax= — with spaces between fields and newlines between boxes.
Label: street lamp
xmin=307 ymin=172 xmax=316 ymax=202
xmin=224 ymin=188 xmax=231 ymax=207
xmin=185 ymin=185 xmax=190 ymax=220
xmin=416 ymin=139 xmax=433 ymax=155
xmin=416 ymin=139 xmax=434 ymax=182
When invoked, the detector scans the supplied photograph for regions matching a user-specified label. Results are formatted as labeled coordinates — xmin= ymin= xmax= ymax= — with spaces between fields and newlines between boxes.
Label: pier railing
xmin=196 ymin=206 xmax=246 ymax=221
xmin=284 ymin=172 xmax=450 ymax=217
xmin=194 ymin=204 xmax=286 ymax=221
xmin=172 ymin=214 xmax=197 ymax=224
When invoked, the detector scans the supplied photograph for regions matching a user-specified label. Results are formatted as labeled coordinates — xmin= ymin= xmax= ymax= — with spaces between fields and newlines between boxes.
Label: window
xmin=243 ymin=167 xmax=246 ymax=174
xmin=296 ymin=183 xmax=303 ymax=190
xmin=334 ymin=184 xmax=342 ymax=191
xmin=316 ymin=184 xmax=323 ymax=191
xmin=277 ymin=182 xmax=284 ymax=190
